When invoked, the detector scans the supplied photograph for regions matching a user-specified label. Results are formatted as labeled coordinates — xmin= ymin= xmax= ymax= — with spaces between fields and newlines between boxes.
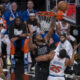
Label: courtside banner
xmin=67 ymin=4 xmax=76 ymax=18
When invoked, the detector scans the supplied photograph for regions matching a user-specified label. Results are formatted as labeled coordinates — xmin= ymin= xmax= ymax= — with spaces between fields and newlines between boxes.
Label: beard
xmin=15 ymin=24 xmax=20 ymax=28
xmin=61 ymin=40 xmax=65 ymax=43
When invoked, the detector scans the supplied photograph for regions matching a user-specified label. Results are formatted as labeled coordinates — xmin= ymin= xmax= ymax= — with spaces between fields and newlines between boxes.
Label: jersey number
xmin=50 ymin=65 xmax=62 ymax=73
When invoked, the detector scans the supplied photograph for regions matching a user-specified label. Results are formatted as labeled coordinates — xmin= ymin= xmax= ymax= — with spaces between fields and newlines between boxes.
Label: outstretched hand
xmin=73 ymin=44 xmax=78 ymax=52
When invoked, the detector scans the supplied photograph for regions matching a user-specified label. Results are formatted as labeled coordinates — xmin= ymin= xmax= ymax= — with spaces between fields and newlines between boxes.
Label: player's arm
xmin=29 ymin=34 xmax=37 ymax=50
xmin=67 ymin=24 xmax=70 ymax=36
xmin=56 ymin=23 xmax=61 ymax=36
xmin=65 ymin=45 xmax=78 ymax=67
xmin=65 ymin=51 xmax=74 ymax=67
xmin=35 ymin=51 xmax=55 ymax=62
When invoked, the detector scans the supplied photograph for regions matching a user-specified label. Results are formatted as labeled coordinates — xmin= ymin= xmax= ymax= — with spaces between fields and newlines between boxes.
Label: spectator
xmin=3 ymin=0 xmax=11 ymax=12
xmin=0 ymin=19 xmax=11 ymax=65
xmin=5 ymin=2 xmax=22 ymax=26
xmin=0 ymin=9 xmax=7 ymax=30
xmin=27 ymin=13 xmax=40 ymax=34
xmin=23 ymin=0 xmax=38 ymax=23
xmin=9 ymin=17 xmax=29 ymax=65
xmin=0 ymin=5 xmax=5 ymax=20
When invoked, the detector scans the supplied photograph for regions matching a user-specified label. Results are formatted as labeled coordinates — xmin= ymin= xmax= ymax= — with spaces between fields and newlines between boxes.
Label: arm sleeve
xmin=8 ymin=24 xmax=14 ymax=39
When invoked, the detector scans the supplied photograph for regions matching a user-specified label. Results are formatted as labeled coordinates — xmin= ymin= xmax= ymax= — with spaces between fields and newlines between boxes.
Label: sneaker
xmin=7 ymin=59 xmax=11 ymax=65
xmin=31 ymin=66 xmax=35 ymax=71
xmin=11 ymin=58 xmax=15 ymax=65
xmin=24 ymin=58 xmax=28 ymax=65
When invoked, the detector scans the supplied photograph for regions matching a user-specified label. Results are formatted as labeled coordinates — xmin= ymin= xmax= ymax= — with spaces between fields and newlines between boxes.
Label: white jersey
xmin=55 ymin=40 xmax=73 ymax=58
xmin=49 ymin=55 xmax=66 ymax=76
xmin=60 ymin=22 xmax=69 ymax=35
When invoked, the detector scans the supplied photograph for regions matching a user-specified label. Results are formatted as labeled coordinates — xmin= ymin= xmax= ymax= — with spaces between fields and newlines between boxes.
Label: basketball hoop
xmin=36 ymin=11 xmax=55 ymax=31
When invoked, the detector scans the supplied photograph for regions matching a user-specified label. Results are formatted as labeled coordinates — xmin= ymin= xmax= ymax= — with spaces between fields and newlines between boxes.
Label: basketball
xmin=58 ymin=1 xmax=67 ymax=12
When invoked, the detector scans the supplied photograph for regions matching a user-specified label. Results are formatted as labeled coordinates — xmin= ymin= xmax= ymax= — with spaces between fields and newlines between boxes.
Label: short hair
xmin=27 ymin=0 xmax=34 ymax=3
xmin=15 ymin=16 xmax=21 ymax=22
xmin=59 ymin=49 xmax=67 ymax=59
xmin=60 ymin=33 xmax=66 ymax=38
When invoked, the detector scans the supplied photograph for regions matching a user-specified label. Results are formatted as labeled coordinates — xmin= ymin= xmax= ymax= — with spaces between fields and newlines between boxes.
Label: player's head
xmin=49 ymin=38 xmax=54 ymax=44
xmin=35 ymin=34 xmax=43 ymax=41
xmin=4 ymin=0 xmax=10 ymax=3
xmin=11 ymin=2 xmax=18 ymax=12
xmin=27 ymin=0 xmax=34 ymax=9
xmin=59 ymin=49 xmax=67 ymax=59
xmin=60 ymin=33 xmax=66 ymax=43
xmin=0 ymin=4 xmax=4 ymax=14
xmin=34 ymin=34 xmax=44 ymax=45
xmin=15 ymin=17 xmax=21 ymax=26
xmin=61 ymin=20 xmax=66 ymax=24
xmin=29 ymin=13 xmax=36 ymax=20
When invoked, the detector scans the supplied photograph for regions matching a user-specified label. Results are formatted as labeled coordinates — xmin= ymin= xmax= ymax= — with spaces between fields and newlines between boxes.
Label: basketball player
xmin=30 ymin=34 xmax=51 ymax=80
xmin=55 ymin=34 xmax=73 ymax=59
xmin=56 ymin=20 xmax=76 ymax=42
xmin=36 ymin=47 xmax=77 ymax=80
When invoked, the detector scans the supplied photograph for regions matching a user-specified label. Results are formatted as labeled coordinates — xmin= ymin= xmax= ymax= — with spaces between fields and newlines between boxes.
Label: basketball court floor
xmin=3 ymin=58 xmax=35 ymax=80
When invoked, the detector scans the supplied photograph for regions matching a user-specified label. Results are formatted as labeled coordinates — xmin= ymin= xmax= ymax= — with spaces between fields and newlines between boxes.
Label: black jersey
xmin=9 ymin=23 xmax=27 ymax=39
xmin=35 ymin=43 xmax=50 ymax=69
xmin=27 ymin=19 xmax=38 ymax=26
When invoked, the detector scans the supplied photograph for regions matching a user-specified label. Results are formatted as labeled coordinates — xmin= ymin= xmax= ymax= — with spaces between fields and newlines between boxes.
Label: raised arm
xmin=29 ymin=34 xmax=37 ymax=51
xmin=56 ymin=22 xmax=61 ymax=36
xmin=65 ymin=44 xmax=78 ymax=67
xmin=35 ymin=51 xmax=55 ymax=62
xmin=67 ymin=24 xmax=70 ymax=36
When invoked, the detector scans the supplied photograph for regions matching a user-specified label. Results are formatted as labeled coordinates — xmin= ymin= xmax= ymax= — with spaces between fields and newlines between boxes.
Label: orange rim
xmin=36 ymin=11 xmax=55 ymax=17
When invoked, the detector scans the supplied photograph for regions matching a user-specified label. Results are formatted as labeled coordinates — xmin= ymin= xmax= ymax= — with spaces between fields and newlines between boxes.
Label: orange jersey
xmin=57 ymin=10 xmax=63 ymax=20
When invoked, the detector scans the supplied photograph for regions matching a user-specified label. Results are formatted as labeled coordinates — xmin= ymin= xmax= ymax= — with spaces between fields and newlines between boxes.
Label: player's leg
xmin=21 ymin=38 xmax=29 ymax=65
xmin=2 ymin=37 xmax=11 ymax=65
xmin=10 ymin=42 xmax=16 ymax=65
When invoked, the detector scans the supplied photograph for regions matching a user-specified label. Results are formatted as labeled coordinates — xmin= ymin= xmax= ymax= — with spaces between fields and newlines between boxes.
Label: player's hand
xmin=9 ymin=17 xmax=14 ymax=21
xmin=67 ymin=36 xmax=70 ymax=40
xmin=11 ymin=37 xmax=19 ymax=42
xmin=73 ymin=44 xmax=78 ymax=52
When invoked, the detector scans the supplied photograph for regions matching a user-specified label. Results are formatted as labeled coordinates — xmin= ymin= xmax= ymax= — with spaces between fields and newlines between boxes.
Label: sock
xmin=24 ymin=53 xmax=28 ymax=59
xmin=28 ymin=52 xmax=32 ymax=63
xmin=7 ymin=55 xmax=10 ymax=60
xmin=11 ymin=55 xmax=14 ymax=59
